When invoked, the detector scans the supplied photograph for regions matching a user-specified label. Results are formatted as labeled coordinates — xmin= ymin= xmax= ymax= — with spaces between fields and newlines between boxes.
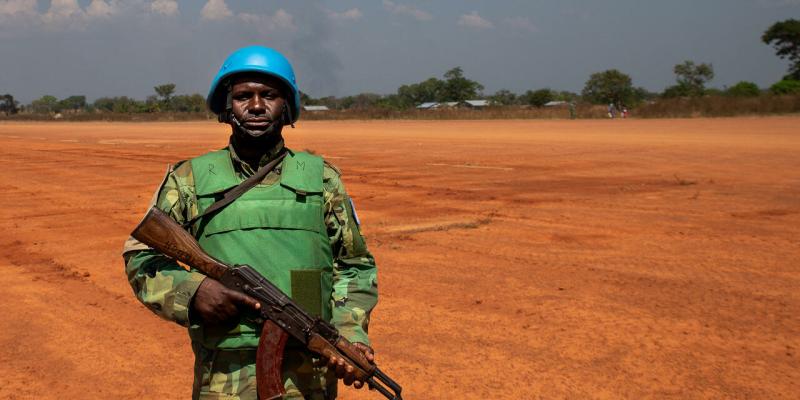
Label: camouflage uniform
xmin=123 ymin=139 xmax=378 ymax=399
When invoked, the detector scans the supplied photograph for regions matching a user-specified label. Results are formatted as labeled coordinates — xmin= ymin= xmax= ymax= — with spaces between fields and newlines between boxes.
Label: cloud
xmin=1 ymin=0 xmax=117 ymax=32
xmin=201 ymin=0 xmax=232 ymax=21
xmin=458 ymin=11 xmax=493 ymax=29
xmin=0 ymin=0 xmax=37 ymax=17
xmin=382 ymin=0 xmax=432 ymax=21
xmin=504 ymin=16 xmax=537 ymax=33
xmin=238 ymin=9 xmax=296 ymax=33
xmin=327 ymin=8 xmax=362 ymax=22
xmin=150 ymin=0 xmax=178 ymax=16
xmin=41 ymin=0 xmax=88 ymax=29
xmin=86 ymin=0 xmax=115 ymax=18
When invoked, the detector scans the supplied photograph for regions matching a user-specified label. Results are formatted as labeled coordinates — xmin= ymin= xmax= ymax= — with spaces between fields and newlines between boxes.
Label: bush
xmin=521 ymin=89 xmax=554 ymax=107
xmin=726 ymin=81 xmax=761 ymax=97
xmin=770 ymin=79 xmax=800 ymax=95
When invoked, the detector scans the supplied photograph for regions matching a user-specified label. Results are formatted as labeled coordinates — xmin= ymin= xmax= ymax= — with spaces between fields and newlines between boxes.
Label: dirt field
xmin=0 ymin=118 xmax=797 ymax=399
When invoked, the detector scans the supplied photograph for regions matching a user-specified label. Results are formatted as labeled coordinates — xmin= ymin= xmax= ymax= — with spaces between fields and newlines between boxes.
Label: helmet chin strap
xmin=220 ymin=79 xmax=294 ymax=130
xmin=231 ymin=114 xmax=277 ymax=138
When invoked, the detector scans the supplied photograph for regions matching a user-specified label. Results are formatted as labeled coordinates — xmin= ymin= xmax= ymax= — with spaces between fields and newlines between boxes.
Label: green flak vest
xmin=188 ymin=149 xmax=333 ymax=350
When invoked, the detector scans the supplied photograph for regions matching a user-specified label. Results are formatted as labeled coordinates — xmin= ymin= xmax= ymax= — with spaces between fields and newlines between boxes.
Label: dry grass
xmin=635 ymin=95 xmax=800 ymax=118
xmin=2 ymin=96 xmax=798 ymax=121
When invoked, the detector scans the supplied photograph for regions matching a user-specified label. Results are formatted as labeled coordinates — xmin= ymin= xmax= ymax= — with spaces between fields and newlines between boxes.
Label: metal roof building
xmin=303 ymin=105 xmax=330 ymax=111
xmin=416 ymin=102 xmax=439 ymax=109
xmin=463 ymin=100 xmax=489 ymax=108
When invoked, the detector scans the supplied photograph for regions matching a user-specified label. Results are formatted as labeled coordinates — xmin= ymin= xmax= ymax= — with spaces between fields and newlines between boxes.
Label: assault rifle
xmin=132 ymin=207 xmax=403 ymax=400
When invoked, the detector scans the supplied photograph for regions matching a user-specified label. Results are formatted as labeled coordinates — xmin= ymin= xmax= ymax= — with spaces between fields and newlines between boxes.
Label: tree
xmin=340 ymin=93 xmax=383 ymax=110
xmin=0 ymin=94 xmax=19 ymax=115
xmin=93 ymin=97 xmax=115 ymax=112
xmin=582 ymin=69 xmax=635 ymax=105
xmin=171 ymin=94 xmax=206 ymax=112
xmin=30 ymin=95 xmax=59 ymax=114
xmin=726 ymin=81 xmax=761 ymax=97
xmin=441 ymin=67 xmax=484 ymax=102
xmin=762 ymin=19 xmax=800 ymax=80
xmin=154 ymin=83 xmax=176 ymax=110
xmin=770 ymin=79 xmax=800 ymax=95
xmin=58 ymin=95 xmax=87 ymax=112
xmin=110 ymin=96 xmax=139 ymax=113
xmin=488 ymin=89 xmax=518 ymax=106
xmin=521 ymin=89 xmax=554 ymax=107
xmin=670 ymin=60 xmax=714 ymax=97
xmin=553 ymin=90 xmax=579 ymax=102
xmin=397 ymin=77 xmax=445 ymax=106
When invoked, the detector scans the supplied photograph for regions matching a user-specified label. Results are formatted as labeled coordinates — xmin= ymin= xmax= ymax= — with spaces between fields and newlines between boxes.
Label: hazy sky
xmin=1 ymin=0 xmax=799 ymax=103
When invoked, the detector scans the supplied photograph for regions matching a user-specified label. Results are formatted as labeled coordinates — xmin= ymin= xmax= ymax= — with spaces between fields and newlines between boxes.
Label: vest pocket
xmin=200 ymin=199 xmax=323 ymax=236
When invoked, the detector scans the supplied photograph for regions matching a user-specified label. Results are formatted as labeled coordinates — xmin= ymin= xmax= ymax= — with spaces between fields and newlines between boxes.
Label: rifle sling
xmin=183 ymin=150 xmax=288 ymax=230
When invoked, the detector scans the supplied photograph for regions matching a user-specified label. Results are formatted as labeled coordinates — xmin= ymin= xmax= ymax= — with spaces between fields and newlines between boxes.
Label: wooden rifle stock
xmin=131 ymin=207 xmax=228 ymax=279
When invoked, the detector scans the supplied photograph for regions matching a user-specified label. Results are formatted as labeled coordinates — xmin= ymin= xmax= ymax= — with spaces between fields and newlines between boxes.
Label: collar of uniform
xmin=227 ymin=137 xmax=286 ymax=177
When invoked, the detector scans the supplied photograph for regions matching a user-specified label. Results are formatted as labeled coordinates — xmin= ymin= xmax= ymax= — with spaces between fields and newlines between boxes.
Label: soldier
xmin=123 ymin=46 xmax=378 ymax=400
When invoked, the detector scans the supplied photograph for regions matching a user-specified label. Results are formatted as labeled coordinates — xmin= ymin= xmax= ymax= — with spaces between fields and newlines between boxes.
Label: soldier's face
xmin=230 ymin=75 xmax=287 ymax=138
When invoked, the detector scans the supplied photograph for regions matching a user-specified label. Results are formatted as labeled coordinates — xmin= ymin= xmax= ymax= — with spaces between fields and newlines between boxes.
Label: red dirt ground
xmin=0 ymin=118 xmax=797 ymax=399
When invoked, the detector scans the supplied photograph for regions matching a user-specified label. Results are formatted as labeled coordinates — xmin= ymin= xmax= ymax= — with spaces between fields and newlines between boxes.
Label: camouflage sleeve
xmin=122 ymin=162 xmax=206 ymax=328
xmin=323 ymin=163 xmax=379 ymax=346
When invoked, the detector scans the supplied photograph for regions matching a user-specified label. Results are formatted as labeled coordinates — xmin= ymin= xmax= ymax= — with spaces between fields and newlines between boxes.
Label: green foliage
xmin=441 ymin=67 xmax=484 ymax=102
xmin=0 ymin=94 xmax=19 ymax=115
xmin=662 ymin=84 xmax=692 ymax=98
xmin=762 ymin=19 xmax=800 ymax=80
xmin=769 ymin=79 xmax=800 ymax=95
xmin=673 ymin=60 xmax=714 ymax=96
xmin=488 ymin=89 xmax=518 ymax=106
xmin=30 ymin=95 xmax=59 ymax=114
xmin=553 ymin=90 xmax=579 ymax=102
xmin=111 ymin=96 xmax=139 ymax=113
xmin=394 ymin=67 xmax=483 ymax=107
xmin=58 ymin=95 xmax=87 ymax=111
xmin=93 ymin=97 xmax=115 ymax=112
xmin=171 ymin=94 xmax=206 ymax=112
xmin=397 ymin=77 xmax=445 ymax=107
xmin=339 ymin=93 xmax=384 ymax=110
xmin=726 ymin=81 xmax=761 ymax=97
xmin=154 ymin=83 xmax=176 ymax=102
xmin=632 ymin=87 xmax=656 ymax=102
xmin=521 ymin=88 xmax=554 ymax=107
xmin=582 ymin=69 xmax=635 ymax=105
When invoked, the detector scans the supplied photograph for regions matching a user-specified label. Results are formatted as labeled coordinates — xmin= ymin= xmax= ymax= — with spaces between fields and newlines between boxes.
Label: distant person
xmin=608 ymin=103 xmax=616 ymax=119
xmin=123 ymin=46 xmax=378 ymax=399
xmin=569 ymin=101 xmax=577 ymax=119
xmin=622 ymin=106 xmax=628 ymax=119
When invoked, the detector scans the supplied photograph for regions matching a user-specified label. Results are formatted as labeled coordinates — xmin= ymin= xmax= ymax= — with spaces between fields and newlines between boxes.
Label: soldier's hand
xmin=191 ymin=278 xmax=261 ymax=325
xmin=326 ymin=343 xmax=374 ymax=389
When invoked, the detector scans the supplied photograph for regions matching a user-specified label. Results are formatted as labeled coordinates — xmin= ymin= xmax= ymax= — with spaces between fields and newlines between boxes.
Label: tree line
xmin=0 ymin=84 xmax=206 ymax=116
xmin=1 ymin=19 xmax=798 ymax=117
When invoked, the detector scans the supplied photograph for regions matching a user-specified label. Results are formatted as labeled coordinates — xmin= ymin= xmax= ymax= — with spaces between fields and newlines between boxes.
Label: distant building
xmin=303 ymin=105 xmax=330 ymax=111
xmin=442 ymin=101 xmax=459 ymax=108
xmin=544 ymin=101 xmax=567 ymax=107
xmin=417 ymin=102 xmax=440 ymax=110
xmin=463 ymin=100 xmax=489 ymax=108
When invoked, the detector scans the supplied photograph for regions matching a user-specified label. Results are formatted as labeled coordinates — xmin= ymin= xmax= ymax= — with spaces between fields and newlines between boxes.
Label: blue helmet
xmin=207 ymin=46 xmax=301 ymax=123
